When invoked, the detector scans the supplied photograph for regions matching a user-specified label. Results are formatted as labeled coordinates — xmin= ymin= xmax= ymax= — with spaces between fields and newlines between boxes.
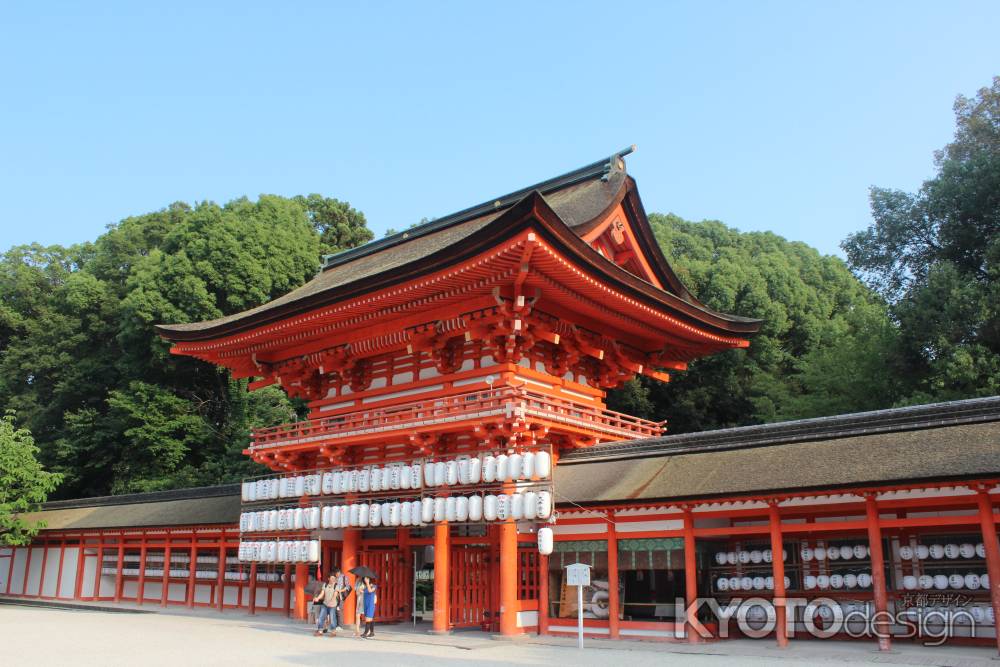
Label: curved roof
xmin=157 ymin=149 xmax=761 ymax=343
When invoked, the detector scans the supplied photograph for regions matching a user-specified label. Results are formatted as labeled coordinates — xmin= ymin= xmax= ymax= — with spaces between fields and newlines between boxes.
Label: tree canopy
xmin=0 ymin=414 xmax=61 ymax=545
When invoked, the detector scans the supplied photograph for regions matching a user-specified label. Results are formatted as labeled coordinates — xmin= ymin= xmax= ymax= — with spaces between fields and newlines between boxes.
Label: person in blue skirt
xmin=360 ymin=576 xmax=378 ymax=638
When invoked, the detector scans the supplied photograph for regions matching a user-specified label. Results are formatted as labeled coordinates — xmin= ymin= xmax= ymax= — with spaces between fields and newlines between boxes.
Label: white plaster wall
xmin=24 ymin=547 xmax=43 ymax=595
xmin=98 ymin=573 xmax=116 ymax=598
xmin=168 ymin=582 xmax=187 ymax=602
xmin=79 ymin=553 xmax=98 ymax=598
xmin=553 ymin=523 xmax=605 ymax=535
xmin=122 ymin=581 xmax=138 ymax=599
xmin=59 ymin=548 xmax=79 ymax=598
xmin=10 ymin=548 xmax=28 ymax=593
xmin=223 ymin=585 xmax=239 ymax=605
xmin=144 ymin=582 xmax=163 ymax=601
xmin=41 ymin=547 xmax=60 ymax=596
xmin=193 ymin=584 xmax=212 ymax=604
xmin=255 ymin=587 xmax=270 ymax=607
xmin=516 ymin=610 xmax=538 ymax=628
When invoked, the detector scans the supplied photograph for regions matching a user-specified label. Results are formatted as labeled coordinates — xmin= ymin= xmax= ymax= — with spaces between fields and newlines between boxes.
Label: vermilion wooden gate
xmin=359 ymin=549 xmax=409 ymax=623
xmin=450 ymin=546 xmax=497 ymax=629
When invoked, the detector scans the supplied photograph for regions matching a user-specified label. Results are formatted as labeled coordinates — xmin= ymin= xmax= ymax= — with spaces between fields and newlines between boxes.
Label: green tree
xmin=843 ymin=77 xmax=1000 ymax=403
xmin=0 ymin=414 xmax=61 ymax=545
xmin=294 ymin=194 xmax=373 ymax=258
xmin=608 ymin=215 xmax=900 ymax=432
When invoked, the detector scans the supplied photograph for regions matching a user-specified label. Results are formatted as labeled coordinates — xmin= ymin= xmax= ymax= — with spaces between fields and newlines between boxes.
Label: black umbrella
xmin=349 ymin=566 xmax=378 ymax=580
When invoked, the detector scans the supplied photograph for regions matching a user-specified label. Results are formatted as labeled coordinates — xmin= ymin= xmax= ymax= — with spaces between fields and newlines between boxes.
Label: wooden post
xmin=37 ymin=539 xmax=49 ymax=597
xmin=136 ymin=540 xmax=147 ymax=605
xmin=283 ymin=564 xmax=292 ymax=617
xmin=216 ymin=542 xmax=226 ymax=612
xmin=606 ymin=510 xmax=620 ymax=639
xmin=975 ymin=488 xmax=1000 ymax=656
xmin=293 ymin=563 xmax=309 ymax=620
xmin=683 ymin=507 xmax=702 ymax=643
xmin=248 ymin=562 xmax=258 ymax=615
xmin=499 ymin=520 xmax=519 ymax=636
xmin=186 ymin=542 xmax=197 ymax=608
xmin=538 ymin=552 xmax=549 ymax=635
xmin=161 ymin=545 xmax=171 ymax=606
xmin=341 ymin=528 xmax=359 ymax=628
xmin=432 ymin=522 xmax=450 ymax=633
xmin=767 ymin=502 xmax=788 ymax=648
xmin=864 ymin=495 xmax=891 ymax=651
xmin=55 ymin=539 xmax=66 ymax=599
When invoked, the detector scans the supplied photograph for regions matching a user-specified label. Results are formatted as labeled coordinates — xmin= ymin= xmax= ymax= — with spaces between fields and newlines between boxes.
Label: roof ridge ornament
xmin=602 ymin=144 xmax=635 ymax=181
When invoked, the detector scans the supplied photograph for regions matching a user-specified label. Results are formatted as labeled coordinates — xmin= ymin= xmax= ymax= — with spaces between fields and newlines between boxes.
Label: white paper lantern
xmin=827 ymin=546 xmax=840 ymax=561
xmin=929 ymin=544 xmax=945 ymax=559
xmin=428 ymin=461 xmax=443 ymax=487
xmin=972 ymin=606 xmax=986 ymax=623
xmin=468 ymin=495 xmax=484 ymax=522
xmin=400 ymin=466 xmax=412 ymax=490
xmin=468 ymin=458 xmax=481 ymax=484
xmin=337 ymin=471 xmax=350 ymax=494
xmin=256 ymin=479 xmax=267 ymax=500
xmin=739 ymin=576 xmax=753 ymax=591
xmin=445 ymin=461 xmax=459 ymax=486
xmin=445 ymin=496 xmax=457 ymax=522
xmin=537 ymin=527 xmax=554 ymax=555
xmin=761 ymin=550 xmax=772 ymax=564
xmin=421 ymin=498 xmax=434 ymax=524
xmin=339 ymin=506 xmax=349 ymax=528
xmin=456 ymin=496 xmax=469 ymax=522
xmin=944 ymin=544 xmax=960 ymax=559
xmin=520 ymin=452 xmax=535 ymax=480
xmin=800 ymin=547 xmax=814 ymax=562
xmin=816 ymin=575 xmax=830 ymax=590
xmin=523 ymin=491 xmax=538 ymax=520
xmin=380 ymin=502 xmax=391 ymax=527
xmin=933 ymin=574 xmax=948 ymax=590
xmin=496 ymin=494 xmax=510 ymax=520
xmin=277 ymin=541 xmax=287 ymax=562
xmin=483 ymin=456 xmax=498 ymax=483
xmin=916 ymin=545 xmax=930 ymax=560
xmin=354 ymin=469 xmax=368 ymax=493
xmin=536 ymin=491 xmax=552 ymax=519
xmin=321 ymin=473 xmax=334 ymax=495
xmin=269 ymin=479 xmax=279 ymax=499
xmin=311 ymin=507 xmax=322 ymax=529
xmin=858 ymin=572 xmax=872 ymax=588
xmin=308 ymin=541 xmax=320 ymax=563
xmin=321 ymin=506 xmax=333 ymax=529
xmin=717 ymin=577 xmax=730 ymax=591
xmin=309 ymin=474 xmax=322 ymax=495
xmin=268 ymin=509 xmax=278 ymax=531
xmin=752 ymin=576 xmax=765 ymax=590
xmin=268 ymin=542 xmax=278 ymax=562
xmin=535 ymin=451 xmax=552 ymax=479
xmin=976 ymin=543 xmax=986 ymax=558
xmin=389 ymin=466 xmax=401 ymax=490
xmin=727 ymin=576 xmax=740 ymax=591
xmin=484 ymin=495 xmax=498 ymax=521
xmin=511 ymin=493 xmax=525 ymax=520
xmin=507 ymin=454 xmax=523 ymax=481
xmin=370 ymin=467 xmax=382 ymax=492
xmin=765 ymin=576 xmax=774 ymax=590
xmin=715 ymin=552 xmax=728 ymax=565
xmin=749 ymin=550 xmax=762 ymax=564
xmin=981 ymin=573 xmax=990 ymax=590
xmin=959 ymin=543 xmax=976 ymax=559
xmin=899 ymin=545 xmax=914 ymax=560
xmin=400 ymin=502 xmax=412 ymax=526
xmin=388 ymin=502 xmax=401 ymax=526
xmin=495 ymin=454 xmax=509 ymax=482
xmin=830 ymin=574 xmax=844 ymax=589
xmin=358 ymin=503 xmax=370 ymax=527
xmin=412 ymin=500 xmax=425 ymax=525
xmin=965 ymin=573 xmax=981 ymax=589
xmin=813 ymin=547 xmax=826 ymax=561
xmin=738 ymin=550 xmax=750 ymax=564
xmin=804 ymin=575 xmax=817 ymax=590
xmin=918 ymin=574 xmax=934 ymax=589
xmin=368 ymin=503 xmax=381 ymax=527
xmin=423 ymin=462 xmax=435 ymax=487
xmin=433 ymin=497 xmax=446 ymax=522
xmin=948 ymin=574 xmax=965 ymax=589
xmin=852 ymin=544 xmax=867 ymax=559
xmin=294 ymin=476 xmax=305 ymax=497
xmin=458 ymin=459 xmax=471 ymax=485
xmin=844 ymin=573 xmax=858 ymax=589
xmin=839 ymin=545 xmax=853 ymax=560
xmin=411 ymin=464 xmax=422 ymax=489
xmin=293 ymin=507 xmax=304 ymax=530
xmin=241 ymin=482 xmax=251 ymax=502
xmin=903 ymin=575 xmax=917 ymax=590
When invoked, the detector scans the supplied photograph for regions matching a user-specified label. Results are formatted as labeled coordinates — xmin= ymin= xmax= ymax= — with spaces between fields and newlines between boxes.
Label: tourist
xmin=312 ymin=573 xmax=341 ymax=637
xmin=353 ymin=577 xmax=365 ymax=636
xmin=360 ymin=576 xmax=378 ymax=639
xmin=330 ymin=567 xmax=350 ymax=631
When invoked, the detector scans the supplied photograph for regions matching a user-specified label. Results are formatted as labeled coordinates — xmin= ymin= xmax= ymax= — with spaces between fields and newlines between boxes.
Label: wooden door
xmin=449 ymin=546 xmax=496 ymax=629
xmin=359 ymin=549 xmax=409 ymax=623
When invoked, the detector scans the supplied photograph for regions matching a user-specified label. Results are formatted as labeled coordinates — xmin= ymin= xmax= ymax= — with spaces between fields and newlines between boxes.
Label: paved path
xmin=1 ymin=602 xmax=997 ymax=667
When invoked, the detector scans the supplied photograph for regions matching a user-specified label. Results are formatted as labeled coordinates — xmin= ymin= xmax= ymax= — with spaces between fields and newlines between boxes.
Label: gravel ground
xmin=1 ymin=604 xmax=996 ymax=667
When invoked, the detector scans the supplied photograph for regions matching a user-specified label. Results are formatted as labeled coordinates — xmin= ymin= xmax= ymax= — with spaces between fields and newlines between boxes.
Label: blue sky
xmin=1 ymin=1 xmax=998 ymax=257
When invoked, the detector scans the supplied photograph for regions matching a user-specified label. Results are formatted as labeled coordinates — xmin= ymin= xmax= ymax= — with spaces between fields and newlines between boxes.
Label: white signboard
xmin=566 ymin=562 xmax=592 ymax=648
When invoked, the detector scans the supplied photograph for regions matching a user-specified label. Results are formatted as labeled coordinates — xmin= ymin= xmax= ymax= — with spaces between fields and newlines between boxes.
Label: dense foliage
xmin=0 ymin=195 xmax=369 ymax=498
xmin=0 ymin=413 xmax=62 ymax=545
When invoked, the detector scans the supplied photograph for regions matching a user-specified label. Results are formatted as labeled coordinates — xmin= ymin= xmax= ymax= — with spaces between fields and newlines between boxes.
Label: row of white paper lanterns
xmin=902 ymin=573 xmax=990 ymax=590
xmin=899 ymin=543 xmax=986 ymax=560
xmin=803 ymin=573 xmax=874 ymax=589
xmin=714 ymin=549 xmax=787 ymax=565
xmin=240 ymin=491 xmax=554 ymax=532
xmin=801 ymin=545 xmax=870 ymax=561
xmin=715 ymin=575 xmax=790 ymax=591
xmin=241 ymin=451 xmax=553 ymax=503
xmin=239 ymin=540 xmax=321 ymax=563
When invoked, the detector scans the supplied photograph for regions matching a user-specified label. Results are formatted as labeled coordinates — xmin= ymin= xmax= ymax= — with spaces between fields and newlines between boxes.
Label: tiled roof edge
xmin=41 ymin=483 xmax=241 ymax=511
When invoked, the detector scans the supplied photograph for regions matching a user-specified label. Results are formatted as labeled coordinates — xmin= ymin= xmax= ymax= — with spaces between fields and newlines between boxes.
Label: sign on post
xmin=565 ymin=563 xmax=592 ymax=649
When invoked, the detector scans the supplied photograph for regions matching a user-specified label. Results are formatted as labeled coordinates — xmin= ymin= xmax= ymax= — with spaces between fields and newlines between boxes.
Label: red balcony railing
xmin=249 ymin=387 xmax=663 ymax=451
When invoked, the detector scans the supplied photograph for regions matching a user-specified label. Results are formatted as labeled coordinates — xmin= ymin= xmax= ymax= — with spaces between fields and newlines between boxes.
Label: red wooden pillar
xmin=114 ymin=540 xmax=124 ymax=602
xmin=767 ymin=502 xmax=788 ymax=648
xmin=293 ymin=563 xmax=309 ymax=620
xmin=432 ymin=522 xmax=450 ymax=633
xmin=216 ymin=542 xmax=226 ymax=611
xmin=974 ymin=487 xmax=1000 ymax=656
xmin=186 ymin=542 xmax=197 ymax=608
xmin=55 ymin=539 xmax=67 ymax=599
xmin=537 ymin=553 xmax=549 ymax=635
xmin=136 ymin=539 xmax=148 ymax=605
xmin=6 ymin=544 xmax=18 ymax=595
xmin=864 ymin=495 xmax=891 ymax=652
xmin=161 ymin=545 xmax=171 ymax=606
xmin=683 ymin=507 xmax=702 ymax=643
xmin=248 ymin=562 xmax=258 ymax=615
xmin=606 ymin=511 xmax=621 ymax=639
xmin=283 ymin=564 xmax=292 ymax=617
xmin=74 ymin=540 xmax=87 ymax=600
xmin=341 ymin=528 xmax=359 ymax=627
xmin=499 ymin=520 xmax=519 ymax=636
xmin=37 ymin=539 xmax=49 ymax=597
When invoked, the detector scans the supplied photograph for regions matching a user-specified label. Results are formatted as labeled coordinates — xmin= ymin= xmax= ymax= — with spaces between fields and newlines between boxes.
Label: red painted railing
xmin=249 ymin=387 xmax=663 ymax=451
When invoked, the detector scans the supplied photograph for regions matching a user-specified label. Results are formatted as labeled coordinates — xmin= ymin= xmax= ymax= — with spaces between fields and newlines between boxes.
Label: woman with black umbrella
xmin=349 ymin=566 xmax=379 ymax=639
